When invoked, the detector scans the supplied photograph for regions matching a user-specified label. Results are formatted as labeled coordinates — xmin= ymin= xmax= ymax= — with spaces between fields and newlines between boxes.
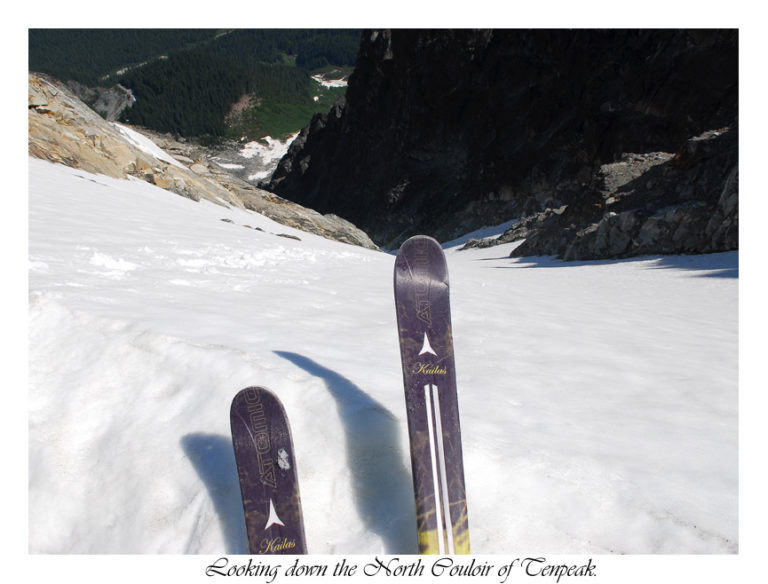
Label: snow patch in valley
xmin=238 ymin=134 xmax=297 ymax=161
xmin=213 ymin=133 xmax=298 ymax=182
xmin=213 ymin=162 xmax=245 ymax=170
xmin=311 ymin=73 xmax=348 ymax=88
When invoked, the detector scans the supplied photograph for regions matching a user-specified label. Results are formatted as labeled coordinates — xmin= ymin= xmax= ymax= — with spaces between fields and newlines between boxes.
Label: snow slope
xmin=111 ymin=122 xmax=186 ymax=169
xmin=28 ymin=157 xmax=738 ymax=555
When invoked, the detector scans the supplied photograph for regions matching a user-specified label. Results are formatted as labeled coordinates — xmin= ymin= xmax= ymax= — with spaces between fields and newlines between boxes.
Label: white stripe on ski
xmin=431 ymin=383 xmax=455 ymax=555
xmin=424 ymin=384 xmax=446 ymax=555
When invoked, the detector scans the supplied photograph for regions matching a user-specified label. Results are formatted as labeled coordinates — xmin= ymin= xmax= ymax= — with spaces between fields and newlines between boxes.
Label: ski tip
xmin=397 ymin=234 xmax=442 ymax=254
xmin=232 ymin=385 xmax=276 ymax=403
xmin=393 ymin=234 xmax=449 ymax=286
xmin=231 ymin=386 xmax=290 ymax=421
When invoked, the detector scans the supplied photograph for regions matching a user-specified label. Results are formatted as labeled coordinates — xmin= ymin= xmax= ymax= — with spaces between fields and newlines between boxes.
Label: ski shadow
xmin=274 ymin=350 xmax=418 ymax=554
xmin=181 ymin=433 xmax=248 ymax=554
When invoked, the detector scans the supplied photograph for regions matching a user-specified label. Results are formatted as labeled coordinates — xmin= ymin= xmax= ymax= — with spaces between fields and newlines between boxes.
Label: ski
xmin=230 ymin=386 xmax=307 ymax=554
xmin=394 ymin=235 xmax=470 ymax=554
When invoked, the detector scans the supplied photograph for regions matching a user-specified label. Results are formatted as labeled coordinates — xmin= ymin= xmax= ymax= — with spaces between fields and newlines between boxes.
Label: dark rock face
xmin=488 ymin=124 xmax=738 ymax=259
xmin=267 ymin=29 xmax=738 ymax=254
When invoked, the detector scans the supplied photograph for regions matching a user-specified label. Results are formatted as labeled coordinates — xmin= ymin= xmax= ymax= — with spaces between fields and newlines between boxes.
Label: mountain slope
xmin=28 ymin=73 xmax=376 ymax=249
xmin=29 ymin=29 xmax=361 ymax=142
xmin=267 ymin=29 xmax=738 ymax=254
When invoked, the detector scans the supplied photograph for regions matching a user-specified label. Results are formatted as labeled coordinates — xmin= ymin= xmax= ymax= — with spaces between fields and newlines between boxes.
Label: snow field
xmin=28 ymin=157 xmax=738 ymax=556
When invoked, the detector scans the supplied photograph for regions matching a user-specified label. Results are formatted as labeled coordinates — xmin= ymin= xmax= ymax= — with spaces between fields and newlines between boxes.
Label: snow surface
xmin=221 ymin=133 xmax=298 ymax=182
xmin=28 ymin=157 xmax=738 ymax=556
xmin=111 ymin=122 xmax=186 ymax=169
xmin=311 ymin=74 xmax=348 ymax=88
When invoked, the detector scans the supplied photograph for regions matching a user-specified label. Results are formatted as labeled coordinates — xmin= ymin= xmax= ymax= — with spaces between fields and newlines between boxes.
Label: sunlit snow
xmin=311 ymin=74 xmax=348 ymax=88
xmin=28 ymin=157 xmax=738 ymax=555
xmin=226 ymin=133 xmax=298 ymax=182
xmin=111 ymin=122 xmax=186 ymax=169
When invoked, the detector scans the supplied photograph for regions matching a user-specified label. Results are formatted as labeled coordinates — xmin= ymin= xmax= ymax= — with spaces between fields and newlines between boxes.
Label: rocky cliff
xmin=28 ymin=73 xmax=377 ymax=250
xmin=267 ymin=29 xmax=738 ymax=257
xmin=483 ymin=125 xmax=738 ymax=259
xmin=63 ymin=79 xmax=136 ymax=121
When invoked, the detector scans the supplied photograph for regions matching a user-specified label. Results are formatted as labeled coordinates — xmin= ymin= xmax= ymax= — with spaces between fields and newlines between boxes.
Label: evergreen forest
xmin=29 ymin=29 xmax=361 ymax=141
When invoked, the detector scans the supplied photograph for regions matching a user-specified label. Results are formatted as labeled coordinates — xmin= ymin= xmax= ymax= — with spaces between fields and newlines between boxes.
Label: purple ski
xmin=230 ymin=386 xmax=307 ymax=554
xmin=394 ymin=235 xmax=470 ymax=554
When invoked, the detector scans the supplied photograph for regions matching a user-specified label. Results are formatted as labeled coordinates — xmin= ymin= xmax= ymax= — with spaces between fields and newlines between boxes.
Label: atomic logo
xmin=264 ymin=499 xmax=285 ymax=530
xmin=419 ymin=332 xmax=437 ymax=356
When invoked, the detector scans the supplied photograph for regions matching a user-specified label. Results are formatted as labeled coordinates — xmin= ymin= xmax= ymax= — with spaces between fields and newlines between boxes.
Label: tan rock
xmin=28 ymin=73 xmax=377 ymax=249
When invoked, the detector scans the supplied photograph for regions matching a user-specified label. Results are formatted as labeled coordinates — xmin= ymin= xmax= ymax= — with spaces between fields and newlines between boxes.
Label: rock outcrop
xmin=28 ymin=73 xmax=377 ymax=250
xmin=63 ymin=79 xmax=136 ymax=121
xmin=267 ymin=29 xmax=738 ymax=257
xmin=464 ymin=125 xmax=738 ymax=259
